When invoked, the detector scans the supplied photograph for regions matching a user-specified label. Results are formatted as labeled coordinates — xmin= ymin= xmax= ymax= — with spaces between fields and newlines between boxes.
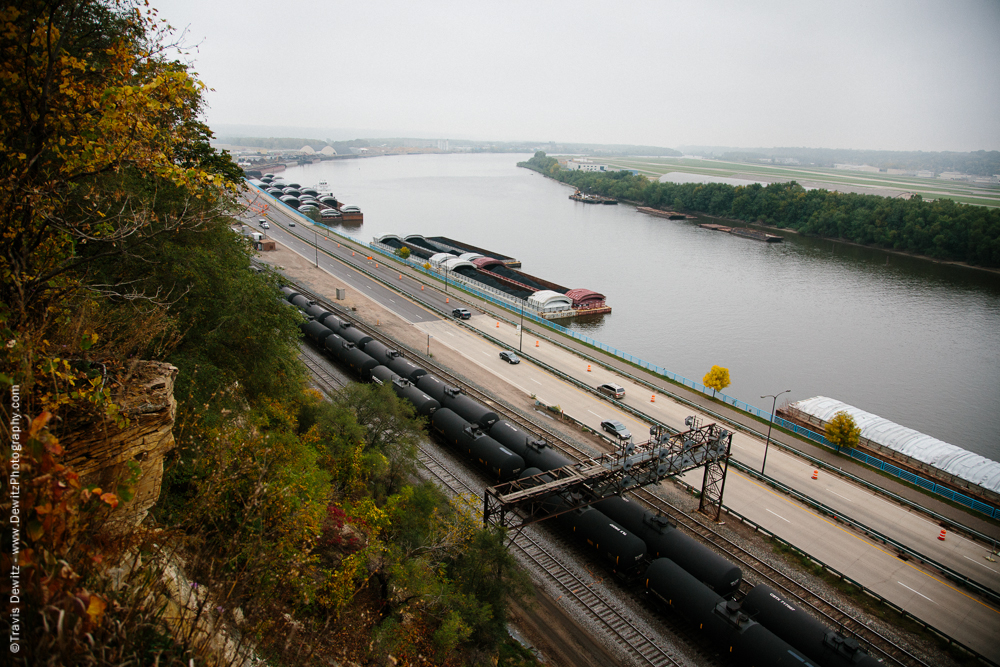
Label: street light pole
xmin=314 ymin=230 xmax=318 ymax=267
xmin=760 ymin=389 xmax=791 ymax=475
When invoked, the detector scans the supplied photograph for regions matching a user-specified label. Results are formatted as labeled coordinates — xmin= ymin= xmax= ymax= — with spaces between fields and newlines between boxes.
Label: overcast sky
xmin=152 ymin=0 xmax=1000 ymax=152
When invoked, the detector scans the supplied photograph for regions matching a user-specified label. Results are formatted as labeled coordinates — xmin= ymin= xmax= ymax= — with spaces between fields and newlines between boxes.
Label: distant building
xmin=319 ymin=146 xmax=337 ymax=156
xmin=886 ymin=168 xmax=915 ymax=176
xmin=566 ymin=158 xmax=609 ymax=172
xmin=915 ymin=170 xmax=935 ymax=178
xmin=938 ymin=172 xmax=969 ymax=181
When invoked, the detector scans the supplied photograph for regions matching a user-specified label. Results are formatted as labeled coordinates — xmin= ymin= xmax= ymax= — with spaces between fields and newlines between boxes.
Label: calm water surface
xmin=279 ymin=154 xmax=1000 ymax=460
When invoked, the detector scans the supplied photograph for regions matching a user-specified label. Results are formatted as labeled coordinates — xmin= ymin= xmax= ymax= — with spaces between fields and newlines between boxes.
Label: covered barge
xmin=374 ymin=234 xmax=611 ymax=319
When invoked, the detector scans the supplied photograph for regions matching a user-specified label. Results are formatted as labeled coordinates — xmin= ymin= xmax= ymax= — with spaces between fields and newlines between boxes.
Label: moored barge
xmin=699 ymin=223 xmax=782 ymax=242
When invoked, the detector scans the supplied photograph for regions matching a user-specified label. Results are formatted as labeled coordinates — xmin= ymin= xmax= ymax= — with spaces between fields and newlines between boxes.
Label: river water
xmin=277 ymin=153 xmax=1000 ymax=460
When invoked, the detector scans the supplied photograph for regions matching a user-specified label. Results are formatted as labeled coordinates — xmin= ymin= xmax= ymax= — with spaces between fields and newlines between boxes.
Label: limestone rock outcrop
xmin=60 ymin=360 xmax=179 ymax=527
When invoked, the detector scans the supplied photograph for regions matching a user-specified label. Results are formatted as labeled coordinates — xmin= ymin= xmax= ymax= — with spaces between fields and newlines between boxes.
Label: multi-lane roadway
xmin=245 ymin=199 xmax=1000 ymax=663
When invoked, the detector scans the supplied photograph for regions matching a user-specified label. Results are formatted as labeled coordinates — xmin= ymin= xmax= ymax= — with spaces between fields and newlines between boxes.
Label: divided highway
xmin=243 ymin=198 xmax=1000 ymax=664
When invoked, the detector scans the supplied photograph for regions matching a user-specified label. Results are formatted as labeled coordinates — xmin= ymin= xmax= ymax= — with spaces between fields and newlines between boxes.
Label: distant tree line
xmin=519 ymin=152 xmax=1000 ymax=267
xmin=695 ymin=147 xmax=1000 ymax=177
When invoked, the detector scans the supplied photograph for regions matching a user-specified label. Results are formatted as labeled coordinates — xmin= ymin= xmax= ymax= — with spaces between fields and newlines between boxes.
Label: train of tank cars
xmin=282 ymin=285 xmax=882 ymax=667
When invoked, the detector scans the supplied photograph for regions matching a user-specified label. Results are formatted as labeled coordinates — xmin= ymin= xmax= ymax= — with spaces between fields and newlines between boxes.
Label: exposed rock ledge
xmin=60 ymin=360 xmax=179 ymax=527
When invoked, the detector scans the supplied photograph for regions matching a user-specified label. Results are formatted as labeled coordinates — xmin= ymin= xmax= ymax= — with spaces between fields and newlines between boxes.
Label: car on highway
xmin=288 ymin=220 xmax=295 ymax=227
xmin=600 ymin=419 xmax=631 ymax=440
xmin=452 ymin=308 xmax=472 ymax=320
xmin=499 ymin=351 xmax=520 ymax=364
xmin=258 ymin=219 xmax=269 ymax=229
xmin=597 ymin=382 xmax=625 ymax=399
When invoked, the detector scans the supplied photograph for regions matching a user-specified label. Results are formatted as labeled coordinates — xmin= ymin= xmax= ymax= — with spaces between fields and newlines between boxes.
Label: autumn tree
xmin=703 ymin=365 xmax=731 ymax=397
xmin=825 ymin=410 xmax=862 ymax=452
xmin=1 ymin=0 xmax=244 ymax=405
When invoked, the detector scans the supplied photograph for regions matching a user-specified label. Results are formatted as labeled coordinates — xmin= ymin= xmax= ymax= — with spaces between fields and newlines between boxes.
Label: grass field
xmin=599 ymin=156 xmax=1000 ymax=208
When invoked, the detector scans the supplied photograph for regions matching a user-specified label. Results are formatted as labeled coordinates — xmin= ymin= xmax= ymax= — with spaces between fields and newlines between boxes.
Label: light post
xmin=314 ymin=230 xmax=318 ymax=267
xmin=760 ymin=389 xmax=791 ymax=475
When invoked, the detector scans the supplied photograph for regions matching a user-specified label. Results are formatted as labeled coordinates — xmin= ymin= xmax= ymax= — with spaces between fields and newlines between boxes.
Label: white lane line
xmin=963 ymin=555 xmax=999 ymax=573
xmin=388 ymin=298 xmax=395 ymax=303
xmin=766 ymin=509 xmax=791 ymax=523
xmin=829 ymin=491 xmax=853 ymax=502
xmin=482 ymin=351 xmax=492 ymax=357
xmin=588 ymin=409 xmax=602 ymax=418
xmin=446 ymin=331 xmax=456 ymax=337
xmin=898 ymin=582 xmax=935 ymax=603
xmin=531 ymin=378 xmax=542 ymax=385
xmin=366 ymin=285 xmax=372 ymax=290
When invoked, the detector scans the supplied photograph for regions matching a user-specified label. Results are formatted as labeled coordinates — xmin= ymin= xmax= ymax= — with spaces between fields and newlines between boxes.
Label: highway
xmin=243 ymin=197 xmax=1000 ymax=663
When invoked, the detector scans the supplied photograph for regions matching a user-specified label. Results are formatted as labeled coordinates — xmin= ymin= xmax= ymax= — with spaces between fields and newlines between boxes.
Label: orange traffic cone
xmin=399 ymin=274 xmax=402 ymax=279
xmin=535 ymin=340 xmax=539 ymax=347
xmin=811 ymin=470 xmax=818 ymax=480
xmin=587 ymin=365 xmax=591 ymax=372
xmin=651 ymin=394 xmax=656 ymax=403
xmin=938 ymin=530 xmax=947 ymax=541
xmin=420 ymin=285 xmax=424 ymax=290
xmin=496 ymin=322 xmax=499 ymax=328
xmin=446 ymin=297 xmax=449 ymax=303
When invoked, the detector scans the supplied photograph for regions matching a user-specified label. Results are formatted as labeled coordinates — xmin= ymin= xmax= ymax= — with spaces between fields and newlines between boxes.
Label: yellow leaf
xmin=86 ymin=595 xmax=106 ymax=625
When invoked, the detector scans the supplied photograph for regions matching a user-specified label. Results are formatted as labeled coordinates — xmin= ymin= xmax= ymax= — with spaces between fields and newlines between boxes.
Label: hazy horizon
xmin=154 ymin=0 xmax=1000 ymax=153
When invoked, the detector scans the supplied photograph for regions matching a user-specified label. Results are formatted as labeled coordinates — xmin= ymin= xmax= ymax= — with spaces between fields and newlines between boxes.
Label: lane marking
xmin=588 ymin=410 xmax=602 ymax=418
xmin=898 ymin=582 xmax=936 ymax=603
xmin=766 ymin=509 xmax=791 ymax=523
xmin=735 ymin=470 xmax=1000 ymax=614
xmin=829 ymin=491 xmax=853 ymax=502
xmin=963 ymin=555 xmax=999 ymax=574
xmin=531 ymin=378 xmax=542 ymax=385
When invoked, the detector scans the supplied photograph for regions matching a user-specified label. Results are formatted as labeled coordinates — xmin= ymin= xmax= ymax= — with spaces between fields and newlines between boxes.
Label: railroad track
xmin=416 ymin=443 xmax=689 ymax=667
xmin=284 ymin=276 xmax=929 ymax=667
xmin=298 ymin=344 xmax=348 ymax=397
xmin=629 ymin=486 xmax=931 ymax=667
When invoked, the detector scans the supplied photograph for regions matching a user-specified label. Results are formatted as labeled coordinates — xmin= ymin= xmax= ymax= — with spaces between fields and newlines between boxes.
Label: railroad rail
xmin=280 ymin=273 xmax=933 ymax=667
xmin=298 ymin=344 xmax=348 ymax=397
xmin=416 ymin=443 xmax=689 ymax=667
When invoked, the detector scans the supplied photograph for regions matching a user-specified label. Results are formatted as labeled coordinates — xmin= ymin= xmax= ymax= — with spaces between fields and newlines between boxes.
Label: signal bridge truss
xmin=484 ymin=418 xmax=733 ymax=530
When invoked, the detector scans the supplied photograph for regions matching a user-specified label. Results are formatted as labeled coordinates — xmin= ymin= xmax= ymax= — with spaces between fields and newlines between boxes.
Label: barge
xmin=779 ymin=397 xmax=1000 ymax=507
xmin=373 ymin=234 xmax=611 ymax=319
xmin=699 ymin=223 xmax=782 ymax=242
xmin=637 ymin=206 xmax=696 ymax=220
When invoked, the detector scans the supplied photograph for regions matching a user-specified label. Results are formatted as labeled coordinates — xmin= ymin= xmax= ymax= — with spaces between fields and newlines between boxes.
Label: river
xmin=275 ymin=153 xmax=1000 ymax=461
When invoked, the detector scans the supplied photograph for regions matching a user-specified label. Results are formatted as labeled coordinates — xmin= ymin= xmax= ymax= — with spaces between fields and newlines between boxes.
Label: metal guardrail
xmin=258 ymin=196 xmax=997 ymax=665
xmin=669 ymin=478 xmax=997 ymax=667
xmin=248 ymin=180 xmax=999 ymax=521
xmin=729 ymin=459 xmax=1000 ymax=605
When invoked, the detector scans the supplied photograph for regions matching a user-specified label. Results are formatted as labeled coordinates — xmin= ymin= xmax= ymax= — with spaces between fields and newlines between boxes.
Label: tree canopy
xmin=518 ymin=153 xmax=1000 ymax=267
xmin=825 ymin=410 xmax=862 ymax=452
xmin=702 ymin=365 xmax=731 ymax=397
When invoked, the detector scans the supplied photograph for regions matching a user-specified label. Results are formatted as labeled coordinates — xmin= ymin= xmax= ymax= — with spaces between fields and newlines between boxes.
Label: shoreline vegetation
xmin=519 ymin=152 xmax=1000 ymax=269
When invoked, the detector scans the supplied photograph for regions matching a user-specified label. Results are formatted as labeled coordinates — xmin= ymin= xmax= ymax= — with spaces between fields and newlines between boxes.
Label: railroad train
xmin=282 ymin=286 xmax=881 ymax=667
